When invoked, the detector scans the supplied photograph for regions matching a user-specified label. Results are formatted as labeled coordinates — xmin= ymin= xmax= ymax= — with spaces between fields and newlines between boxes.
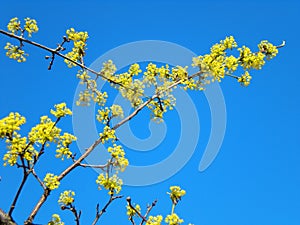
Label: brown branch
xmin=0 ymin=208 xmax=17 ymax=225
xmin=91 ymin=195 xmax=123 ymax=225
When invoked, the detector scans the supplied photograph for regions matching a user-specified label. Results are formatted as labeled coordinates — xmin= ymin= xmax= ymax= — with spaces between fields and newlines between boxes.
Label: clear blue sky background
xmin=0 ymin=0 xmax=299 ymax=225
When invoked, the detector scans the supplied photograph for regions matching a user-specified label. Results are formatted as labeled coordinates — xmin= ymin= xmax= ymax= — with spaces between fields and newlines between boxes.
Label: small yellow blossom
xmin=44 ymin=173 xmax=60 ymax=190
xmin=56 ymin=133 xmax=76 ymax=160
xmin=126 ymin=203 xmax=141 ymax=218
xmin=0 ymin=112 xmax=26 ymax=138
xmin=146 ymin=215 xmax=163 ymax=225
xmin=99 ymin=126 xmax=116 ymax=143
xmin=48 ymin=214 xmax=64 ymax=225
xmin=7 ymin=17 xmax=21 ymax=34
xmin=238 ymin=71 xmax=252 ymax=87
xmin=165 ymin=213 xmax=184 ymax=225
xmin=50 ymin=102 xmax=72 ymax=118
xmin=58 ymin=190 xmax=75 ymax=206
xmin=24 ymin=18 xmax=38 ymax=37
xmin=168 ymin=186 xmax=186 ymax=204
xmin=4 ymin=42 xmax=27 ymax=62
xmin=108 ymin=144 xmax=129 ymax=172
xmin=258 ymin=40 xmax=279 ymax=60
xmin=96 ymin=173 xmax=123 ymax=194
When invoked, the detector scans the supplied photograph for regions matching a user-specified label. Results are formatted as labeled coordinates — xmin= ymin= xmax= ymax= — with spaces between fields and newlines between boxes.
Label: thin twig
xmin=140 ymin=200 xmax=157 ymax=225
xmin=91 ymin=194 xmax=123 ymax=225
xmin=8 ymin=157 xmax=29 ymax=217
xmin=78 ymin=163 xmax=108 ymax=169
xmin=31 ymin=168 xmax=46 ymax=189
xmin=61 ymin=205 xmax=81 ymax=225
xmin=126 ymin=197 xmax=147 ymax=222
xmin=0 ymin=29 xmax=129 ymax=87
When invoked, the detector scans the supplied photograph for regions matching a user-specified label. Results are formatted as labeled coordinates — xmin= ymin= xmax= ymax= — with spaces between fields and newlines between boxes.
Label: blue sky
xmin=0 ymin=1 xmax=300 ymax=225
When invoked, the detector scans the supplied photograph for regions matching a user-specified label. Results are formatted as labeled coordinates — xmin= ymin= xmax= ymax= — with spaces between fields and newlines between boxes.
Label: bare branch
xmin=140 ymin=200 xmax=158 ymax=225
xmin=91 ymin=195 xmax=123 ymax=225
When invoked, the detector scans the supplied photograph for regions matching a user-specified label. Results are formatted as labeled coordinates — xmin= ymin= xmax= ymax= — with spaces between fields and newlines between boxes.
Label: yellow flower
xmin=168 ymin=186 xmax=186 ymax=204
xmin=48 ymin=214 xmax=64 ymax=225
xmin=56 ymin=133 xmax=77 ymax=160
xmin=58 ymin=190 xmax=75 ymax=206
xmin=96 ymin=173 xmax=123 ymax=194
xmin=258 ymin=40 xmax=279 ymax=60
xmin=238 ymin=71 xmax=252 ymax=87
xmin=107 ymin=144 xmax=129 ymax=172
xmin=44 ymin=173 xmax=60 ymax=190
xmin=0 ymin=112 xmax=26 ymax=138
xmin=7 ymin=17 xmax=20 ymax=34
xmin=126 ymin=203 xmax=141 ymax=218
xmin=4 ymin=42 xmax=27 ymax=62
xmin=24 ymin=18 xmax=38 ymax=37
xmin=99 ymin=126 xmax=116 ymax=143
xmin=146 ymin=215 xmax=163 ymax=225
xmin=50 ymin=102 xmax=72 ymax=118
xmin=165 ymin=213 xmax=183 ymax=225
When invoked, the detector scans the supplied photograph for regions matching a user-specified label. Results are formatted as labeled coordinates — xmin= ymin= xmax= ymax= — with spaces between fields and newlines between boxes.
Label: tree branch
xmin=91 ymin=195 xmax=123 ymax=225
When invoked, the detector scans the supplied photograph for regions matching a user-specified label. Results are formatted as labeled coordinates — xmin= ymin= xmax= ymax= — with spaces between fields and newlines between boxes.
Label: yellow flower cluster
xmin=97 ymin=107 xmax=110 ymax=123
xmin=24 ymin=18 xmax=38 ymax=37
xmin=126 ymin=203 xmax=141 ymax=218
xmin=96 ymin=173 xmax=123 ymax=194
xmin=97 ymin=105 xmax=124 ymax=124
xmin=76 ymin=90 xmax=91 ymax=106
xmin=7 ymin=17 xmax=38 ymax=37
xmin=48 ymin=214 xmax=64 ymax=225
xmin=120 ymin=79 xmax=145 ymax=107
xmin=0 ymin=112 xmax=26 ymax=138
xmin=4 ymin=42 xmax=27 ymax=62
xmin=192 ymin=38 xmax=233 ymax=82
xmin=238 ymin=46 xmax=265 ymax=70
xmin=258 ymin=40 xmax=279 ymax=60
xmin=76 ymin=70 xmax=91 ymax=84
xmin=143 ymin=63 xmax=159 ymax=86
xmin=44 ymin=173 xmax=60 ymax=190
xmin=28 ymin=116 xmax=61 ymax=144
xmin=165 ymin=213 xmax=183 ymax=225
xmin=100 ymin=60 xmax=117 ymax=78
xmin=129 ymin=63 xmax=142 ymax=76
xmin=3 ymin=133 xmax=37 ymax=166
xmin=168 ymin=186 xmax=186 ymax=204
xmin=108 ymin=144 xmax=129 ymax=172
xmin=7 ymin=17 xmax=20 ymax=34
xmin=58 ymin=190 xmax=75 ymax=206
xmin=92 ymin=90 xmax=108 ymax=106
xmin=147 ymin=94 xmax=176 ymax=122
xmin=64 ymin=28 xmax=88 ymax=68
xmin=50 ymin=102 xmax=72 ymax=118
xmin=56 ymin=132 xmax=77 ymax=160
xmin=99 ymin=126 xmax=116 ymax=143
xmin=111 ymin=104 xmax=124 ymax=118
xmin=221 ymin=36 xmax=238 ymax=49
xmin=171 ymin=66 xmax=188 ymax=81
xmin=191 ymin=36 xmax=280 ymax=87
xmin=146 ymin=215 xmax=163 ymax=225
xmin=238 ymin=71 xmax=252 ymax=87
